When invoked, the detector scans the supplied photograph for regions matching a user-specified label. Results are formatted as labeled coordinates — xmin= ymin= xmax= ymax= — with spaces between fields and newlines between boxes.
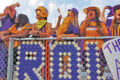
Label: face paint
xmin=115 ymin=9 xmax=120 ymax=20
xmin=68 ymin=11 xmax=74 ymax=18
xmin=35 ymin=6 xmax=48 ymax=20
xmin=36 ymin=10 xmax=41 ymax=14
xmin=35 ymin=9 xmax=42 ymax=19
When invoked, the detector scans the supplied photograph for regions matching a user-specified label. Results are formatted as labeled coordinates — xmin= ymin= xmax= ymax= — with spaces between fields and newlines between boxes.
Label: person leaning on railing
xmin=0 ymin=14 xmax=29 ymax=80
xmin=80 ymin=7 xmax=109 ymax=49
xmin=28 ymin=6 xmax=52 ymax=79
xmin=80 ymin=6 xmax=109 ymax=76
xmin=56 ymin=8 xmax=79 ymax=40
xmin=101 ymin=4 xmax=120 ymax=36
xmin=0 ymin=14 xmax=30 ymax=48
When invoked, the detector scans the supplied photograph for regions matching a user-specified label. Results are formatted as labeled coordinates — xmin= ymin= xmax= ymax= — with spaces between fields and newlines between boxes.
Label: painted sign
xmin=102 ymin=38 xmax=120 ymax=80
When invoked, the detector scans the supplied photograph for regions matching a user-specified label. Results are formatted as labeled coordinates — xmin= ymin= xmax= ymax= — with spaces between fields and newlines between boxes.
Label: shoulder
xmin=46 ymin=22 xmax=52 ymax=28
xmin=99 ymin=21 xmax=106 ymax=25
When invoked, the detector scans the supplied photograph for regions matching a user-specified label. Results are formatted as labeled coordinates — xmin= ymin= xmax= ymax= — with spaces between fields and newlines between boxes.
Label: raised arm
xmin=56 ymin=15 xmax=62 ymax=30
xmin=9 ymin=3 xmax=20 ymax=9
xmin=100 ymin=6 xmax=111 ymax=23
xmin=0 ymin=3 xmax=20 ymax=18
xmin=8 ymin=3 xmax=20 ymax=18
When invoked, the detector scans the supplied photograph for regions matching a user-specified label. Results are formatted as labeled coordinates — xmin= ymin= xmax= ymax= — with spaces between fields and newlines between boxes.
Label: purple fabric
xmin=106 ymin=19 xmax=112 ymax=36
xmin=107 ymin=5 xmax=120 ymax=17
xmin=65 ymin=23 xmax=80 ymax=35
xmin=106 ymin=6 xmax=113 ymax=17
xmin=0 ymin=39 xmax=7 ymax=78
xmin=0 ymin=14 xmax=16 ymax=31
xmin=112 ymin=4 xmax=120 ymax=15
xmin=68 ymin=8 xmax=79 ymax=16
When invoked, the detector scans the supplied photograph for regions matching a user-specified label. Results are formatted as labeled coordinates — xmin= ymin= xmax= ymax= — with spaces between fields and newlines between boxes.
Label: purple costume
xmin=0 ymin=14 xmax=16 ymax=78
xmin=0 ymin=39 xmax=8 ymax=78
xmin=65 ymin=23 xmax=79 ymax=35
xmin=106 ymin=19 xmax=112 ymax=36
xmin=0 ymin=14 xmax=16 ymax=31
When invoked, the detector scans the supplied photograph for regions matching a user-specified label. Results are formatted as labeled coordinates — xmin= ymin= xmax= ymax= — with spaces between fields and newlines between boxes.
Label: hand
xmin=85 ymin=15 xmax=90 ymax=25
xmin=11 ymin=3 xmax=20 ymax=7
xmin=112 ymin=24 xmax=117 ymax=30
xmin=2 ymin=35 xmax=10 ymax=41
xmin=58 ymin=14 xmax=62 ymax=21
xmin=16 ymin=3 xmax=20 ymax=7
xmin=56 ymin=35 xmax=63 ymax=40
xmin=28 ymin=30 xmax=39 ymax=36
xmin=96 ymin=27 xmax=103 ymax=34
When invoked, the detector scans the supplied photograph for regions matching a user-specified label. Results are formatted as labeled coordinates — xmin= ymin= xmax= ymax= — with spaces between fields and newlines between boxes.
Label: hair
xmin=94 ymin=10 xmax=101 ymax=26
xmin=72 ymin=14 xmax=79 ymax=27
xmin=16 ymin=14 xmax=30 ymax=27
xmin=86 ymin=9 xmax=100 ymax=27
xmin=110 ymin=14 xmax=117 ymax=29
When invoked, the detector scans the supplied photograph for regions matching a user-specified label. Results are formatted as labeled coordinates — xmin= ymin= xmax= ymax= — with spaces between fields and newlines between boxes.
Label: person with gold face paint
xmin=101 ymin=4 xmax=120 ymax=36
xmin=29 ymin=6 xmax=52 ymax=38
xmin=56 ymin=8 xmax=79 ymax=40
xmin=28 ymin=6 xmax=52 ymax=80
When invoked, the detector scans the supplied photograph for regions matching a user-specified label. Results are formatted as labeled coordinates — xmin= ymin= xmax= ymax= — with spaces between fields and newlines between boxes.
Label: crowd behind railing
xmin=0 ymin=2 xmax=120 ymax=80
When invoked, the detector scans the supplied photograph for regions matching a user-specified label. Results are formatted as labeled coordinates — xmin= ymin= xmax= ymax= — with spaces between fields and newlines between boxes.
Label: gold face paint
xmin=36 ymin=10 xmax=40 ymax=14
xmin=116 ymin=9 xmax=120 ymax=13
xmin=115 ymin=9 xmax=120 ymax=19
xmin=68 ymin=11 xmax=74 ymax=18
xmin=35 ymin=9 xmax=41 ymax=14
xmin=35 ymin=6 xmax=48 ymax=19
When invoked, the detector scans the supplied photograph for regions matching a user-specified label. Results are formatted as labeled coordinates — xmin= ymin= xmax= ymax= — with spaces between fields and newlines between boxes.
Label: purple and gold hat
xmin=107 ymin=4 xmax=120 ymax=17
xmin=112 ymin=4 xmax=120 ymax=14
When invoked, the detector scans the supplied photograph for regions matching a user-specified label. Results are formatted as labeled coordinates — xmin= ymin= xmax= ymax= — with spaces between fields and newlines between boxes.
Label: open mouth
xmin=36 ymin=14 xmax=39 ymax=17
xmin=90 ymin=13 xmax=93 ymax=16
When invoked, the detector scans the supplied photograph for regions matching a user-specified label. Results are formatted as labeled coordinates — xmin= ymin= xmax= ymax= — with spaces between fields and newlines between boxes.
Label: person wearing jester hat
xmin=28 ymin=6 xmax=52 ymax=80
xmin=56 ymin=8 xmax=79 ymax=40
xmin=101 ymin=4 xmax=120 ymax=36
xmin=29 ymin=6 xmax=52 ymax=38
xmin=80 ymin=7 xmax=109 ymax=79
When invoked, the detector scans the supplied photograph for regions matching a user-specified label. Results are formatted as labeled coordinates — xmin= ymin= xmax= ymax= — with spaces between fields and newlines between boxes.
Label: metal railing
xmin=7 ymin=36 xmax=120 ymax=80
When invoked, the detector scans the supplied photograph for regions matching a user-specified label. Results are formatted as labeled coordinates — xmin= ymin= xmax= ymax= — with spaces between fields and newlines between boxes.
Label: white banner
xmin=102 ymin=38 xmax=120 ymax=80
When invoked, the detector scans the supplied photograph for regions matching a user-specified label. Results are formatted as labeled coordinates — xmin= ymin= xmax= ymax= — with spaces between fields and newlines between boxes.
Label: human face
xmin=35 ymin=9 xmax=42 ymax=20
xmin=115 ymin=10 xmax=120 ymax=20
xmin=15 ymin=16 xmax=18 ymax=24
xmin=67 ymin=11 xmax=74 ymax=18
xmin=87 ymin=10 xmax=96 ymax=20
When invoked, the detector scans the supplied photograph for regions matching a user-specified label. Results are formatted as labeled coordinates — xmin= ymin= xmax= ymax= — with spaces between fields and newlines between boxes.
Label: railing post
xmin=7 ymin=38 xmax=14 ymax=80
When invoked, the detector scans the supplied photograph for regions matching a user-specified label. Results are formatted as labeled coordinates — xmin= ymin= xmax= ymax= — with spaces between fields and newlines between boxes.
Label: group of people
xmin=0 ymin=2 xmax=120 ymax=80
